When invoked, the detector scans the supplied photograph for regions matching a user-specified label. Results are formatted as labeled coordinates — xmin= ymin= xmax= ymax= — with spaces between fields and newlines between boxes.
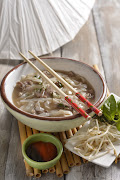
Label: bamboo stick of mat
xmin=26 ymin=127 xmax=41 ymax=178
xmin=55 ymin=161 xmax=63 ymax=177
xmin=49 ymin=166 xmax=56 ymax=173
xmin=26 ymin=126 xmax=32 ymax=137
xmin=66 ymin=129 xmax=81 ymax=166
xmin=18 ymin=122 xmax=34 ymax=177
xmin=59 ymin=132 xmax=75 ymax=167
xmin=55 ymin=133 xmax=69 ymax=175
xmin=72 ymin=128 xmax=77 ymax=135
xmin=76 ymin=125 xmax=82 ymax=131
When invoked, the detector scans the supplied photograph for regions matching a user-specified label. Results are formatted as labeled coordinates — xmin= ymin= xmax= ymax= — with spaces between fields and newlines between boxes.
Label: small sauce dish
xmin=22 ymin=133 xmax=63 ymax=170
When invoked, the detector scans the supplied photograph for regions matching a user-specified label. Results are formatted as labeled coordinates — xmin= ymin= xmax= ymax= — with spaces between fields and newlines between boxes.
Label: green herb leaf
xmin=116 ymin=120 xmax=120 ymax=131
xmin=117 ymin=101 xmax=120 ymax=116
xmin=57 ymin=103 xmax=65 ymax=108
xmin=94 ymin=94 xmax=120 ymax=131
xmin=57 ymin=103 xmax=70 ymax=110
xmin=103 ymin=95 xmax=116 ymax=120
xmin=110 ymin=95 xmax=116 ymax=118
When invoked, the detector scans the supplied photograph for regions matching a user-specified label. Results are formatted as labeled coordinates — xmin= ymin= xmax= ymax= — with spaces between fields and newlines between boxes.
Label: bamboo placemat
xmin=18 ymin=65 xmax=120 ymax=178
xmin=18 ymin=123 xmax=83 ymax=178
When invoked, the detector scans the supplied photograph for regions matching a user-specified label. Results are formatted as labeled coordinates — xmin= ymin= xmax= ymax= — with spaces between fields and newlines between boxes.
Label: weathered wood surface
xmin=1 ymin=0 xmax=120 ymax=179
xmin=93 ymin=0 xmax=120 ymax=95
xmin=62 ymin=14 xmax=104 ymax=77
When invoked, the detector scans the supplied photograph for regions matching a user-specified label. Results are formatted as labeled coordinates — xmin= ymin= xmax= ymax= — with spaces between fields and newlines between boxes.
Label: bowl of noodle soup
xmin=1 ymin=57 xmax=107 ymax=132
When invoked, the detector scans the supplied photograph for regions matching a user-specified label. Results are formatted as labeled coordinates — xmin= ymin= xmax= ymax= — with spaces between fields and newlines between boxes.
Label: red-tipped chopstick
xmin=75 ymin=92 xmax=102 ymax=116
xmin=19 ymin=52 xmax=91 ymax=120
xmin=28 ymin=51 xmax=102 ymax=116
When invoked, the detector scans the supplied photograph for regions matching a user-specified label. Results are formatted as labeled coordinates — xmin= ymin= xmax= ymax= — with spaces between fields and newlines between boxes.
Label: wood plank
xmin=93 ymin=0 xmax=120 ymax=95
xmin=93 ymin=1 xmax=120 ymax=179
xmin=62 ymin=14 xmax=105 ymax=78
xmin=0 ymin=60 xmax=20 ymax=180
xmin=61 ymin=12 xmax=105 ymax=180
xmin=0 ymin=108 xmax=13 ymax=180
xmin=4 ymin=118 xmax=30 ymax=180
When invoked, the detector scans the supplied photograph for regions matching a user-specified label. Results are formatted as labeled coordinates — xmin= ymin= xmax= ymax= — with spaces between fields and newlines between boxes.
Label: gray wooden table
xmin=1 ymin=0 xmax=120 ymax=179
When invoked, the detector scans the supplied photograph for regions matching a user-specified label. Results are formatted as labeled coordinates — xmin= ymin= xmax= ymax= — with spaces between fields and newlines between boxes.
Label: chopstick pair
xmin=28 ymin=51 xmax=102 ymax=117
xmin=19 ymin=52 xmax=102 ymax=120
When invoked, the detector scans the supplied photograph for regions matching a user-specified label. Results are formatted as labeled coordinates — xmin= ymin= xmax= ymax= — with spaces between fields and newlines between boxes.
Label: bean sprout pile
xmin=66 ymin=119 xmax=120 ymax=160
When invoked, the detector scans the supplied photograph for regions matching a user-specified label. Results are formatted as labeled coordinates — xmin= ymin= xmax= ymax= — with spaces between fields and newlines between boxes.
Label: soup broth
xmin=12 ymin=70 xmax=95 ymax=117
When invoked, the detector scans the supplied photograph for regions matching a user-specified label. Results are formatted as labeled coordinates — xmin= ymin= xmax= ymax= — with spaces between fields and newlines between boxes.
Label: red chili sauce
xmin=26 ymin=141 xmax=58 ymax=162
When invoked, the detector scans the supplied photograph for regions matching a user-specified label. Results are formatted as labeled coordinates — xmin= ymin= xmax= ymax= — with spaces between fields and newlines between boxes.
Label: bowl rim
xmin=1 ymin=57 xmax=107 ymax=121
xmin=22 ymin=133 xmax=63 ymax=166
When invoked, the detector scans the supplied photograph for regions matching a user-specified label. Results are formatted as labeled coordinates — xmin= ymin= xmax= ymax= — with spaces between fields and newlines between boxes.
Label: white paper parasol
xmin=0 ymin=0 xmax=95 ymax=59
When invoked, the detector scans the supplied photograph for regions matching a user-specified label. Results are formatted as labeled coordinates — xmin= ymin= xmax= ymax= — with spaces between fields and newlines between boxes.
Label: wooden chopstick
xmin=19 ymin=52 xmax=91 ymax=120
xmin=28 ymin=50 xmax=102 ymax=117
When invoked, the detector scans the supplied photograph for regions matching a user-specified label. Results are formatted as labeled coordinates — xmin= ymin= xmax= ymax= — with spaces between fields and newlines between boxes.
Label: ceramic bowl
xmin=22 ymin=133 xmax=63 ymax=170
xmin=1 ymin=57 xmax=107 ymax=132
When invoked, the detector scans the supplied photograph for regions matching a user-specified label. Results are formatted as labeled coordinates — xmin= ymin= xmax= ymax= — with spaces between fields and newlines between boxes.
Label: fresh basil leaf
xmin=116 ymin=119 xmax=120 ymax=131
xmin=117 ymin=101 xmax=120 ymax=116
xmin=114 ymin=113 xmax=119 ymax=120
xmin=103 ymin=95 xmax=116 ymax=120
xmin=109 ymin=95 xmax=116 ymax=114
xmin=110 ymin=95 xmax=116 ymax=118
xmin=103 ymin=104 xmax=112 ymax=120
xmin=100 ymin=105 xmax=103 ymax=111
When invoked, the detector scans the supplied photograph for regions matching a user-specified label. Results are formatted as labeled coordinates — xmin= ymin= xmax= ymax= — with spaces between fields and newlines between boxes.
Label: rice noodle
xmin=20 ymin=98 xmax=53 ymax=102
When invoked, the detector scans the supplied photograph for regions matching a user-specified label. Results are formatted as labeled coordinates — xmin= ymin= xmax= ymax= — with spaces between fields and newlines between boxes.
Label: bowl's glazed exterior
xmin=1 ymin=57 xmax=107 ymax=132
